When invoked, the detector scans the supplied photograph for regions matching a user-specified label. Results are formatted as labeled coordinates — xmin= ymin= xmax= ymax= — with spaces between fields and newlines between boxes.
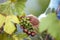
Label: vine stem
xmin=45 ymin=34 xmax=55 ymax=40
xmin=45 ymin=34 xmax=48 ymax=40
xmin=33 ymin=27 xmax=44 ymax=40
xmin=39 ymin=35 xmax=43 ymax=40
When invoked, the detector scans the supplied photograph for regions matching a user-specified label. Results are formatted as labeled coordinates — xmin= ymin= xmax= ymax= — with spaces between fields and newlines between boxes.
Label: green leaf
xmin=12 ymin=33 xmax=28 ymax=40
xmin=39 ymin=13 xmax=60 ymax=40
xmin=0 ymin=34 xmax=3 ymax=40
xmin=4 ymin=18 xmax=16 ymax=34
xmin=39 ymin=13 xmax=53 ymax=32
xmin=3 ymin=33 xmax=13 ymax=40
xmin=17 ymin=33 xmax=28 ymax=38
xmin=17 ymin=33 xmax=32 ymax=40
xmin=0 ymin=33 xmax=13 ymax=40
xmin=0 ymin=0 xmax=27 ymax=15
xmin=7 ymin=15 xmax=20 ymax=24
xmin=12 ymin=34 xmax=19 ymax=40
xmin=0 ymin=14 xmax=5 ymax=28
xmin=15 ymin=0 xmax=27 ymax=15
xmin=0 ymin=14 xmax=20 ymax=35
xmin=0 ymin=1 xmax=13 ymax=15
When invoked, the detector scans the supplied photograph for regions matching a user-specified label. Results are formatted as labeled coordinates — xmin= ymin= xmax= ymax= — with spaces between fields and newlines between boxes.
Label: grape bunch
xmin=19 ymin=15 xmax=39 ymax=37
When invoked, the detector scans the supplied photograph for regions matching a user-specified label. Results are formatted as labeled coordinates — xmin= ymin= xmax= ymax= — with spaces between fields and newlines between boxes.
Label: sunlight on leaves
xmin=4 ymin=20 xmax=16 ymax=35
xmin=0 ymin=14 xmax=5 ymax=28
xmin=39 ymin=13 xmax=60 ymax=40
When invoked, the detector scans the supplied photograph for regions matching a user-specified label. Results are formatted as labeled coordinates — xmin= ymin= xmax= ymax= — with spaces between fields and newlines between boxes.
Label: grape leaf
xmin=0 ymin=1 xmax=13 ymax=15
xmin=7 ymin=15 xmax=20 ymax=24
xmin=4 ymin=17 xmax=16 ymax=34
xmin=17 ymin=33 xmax=31 ymax=40
xmin=0 ymin=14 xmax=5 ymax=28
xmin=12 ymin=33 xmax=28 ymax=40
xmin=3 ymin=33 xmax=13 ymax=40
xmin=3 ymin=14 xmax=20 ymax=35
xmin=0 ymin=33 xmax=13 ymax=40
xmin=4 ymin=21 xmax=16 ymax=35
xmin=0 ymin=34 xmax=3 ymax=40
xmin=12 ymin=34 xmax=19 ymax=40
xmin=0 ymin=33 xmax=28 ymax=40
xmin=39 ymin=13 xmax=60 ymax=40
xmin=0 ymin=0 xmax=27 ymax=15
xmin=18 ymin=33 xmax=28 ymax=38
xmin=14 ymin=0 xmax=27 ymax=15
xmin=11 ymin=0 xmax=16 ymax=2
xmin=39 ymin=14 xmax=52 ymax=32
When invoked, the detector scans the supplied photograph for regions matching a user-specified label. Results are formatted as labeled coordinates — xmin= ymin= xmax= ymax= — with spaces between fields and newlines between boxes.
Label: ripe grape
xmin=20 ymin=25 xmax=25 ymax=29
xmin=31 ymin=32 xmax=36 ymax=37
xmin=27 ymin=31 xmax=31 ymax=35
xmin=23 ymin=29 xmax=28 ymax=33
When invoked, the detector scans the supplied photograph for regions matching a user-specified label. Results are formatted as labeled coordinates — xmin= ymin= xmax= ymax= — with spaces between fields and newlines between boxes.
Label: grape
xmin=20 ymin=25 xmax=25 ymax=29
xmin=31 ymin=32 xmax=36 ymax=37
xmin=27 ymin=31 xmax=31 ymax=35
xmin=23 ymin=29 xmax=28 ymax=33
